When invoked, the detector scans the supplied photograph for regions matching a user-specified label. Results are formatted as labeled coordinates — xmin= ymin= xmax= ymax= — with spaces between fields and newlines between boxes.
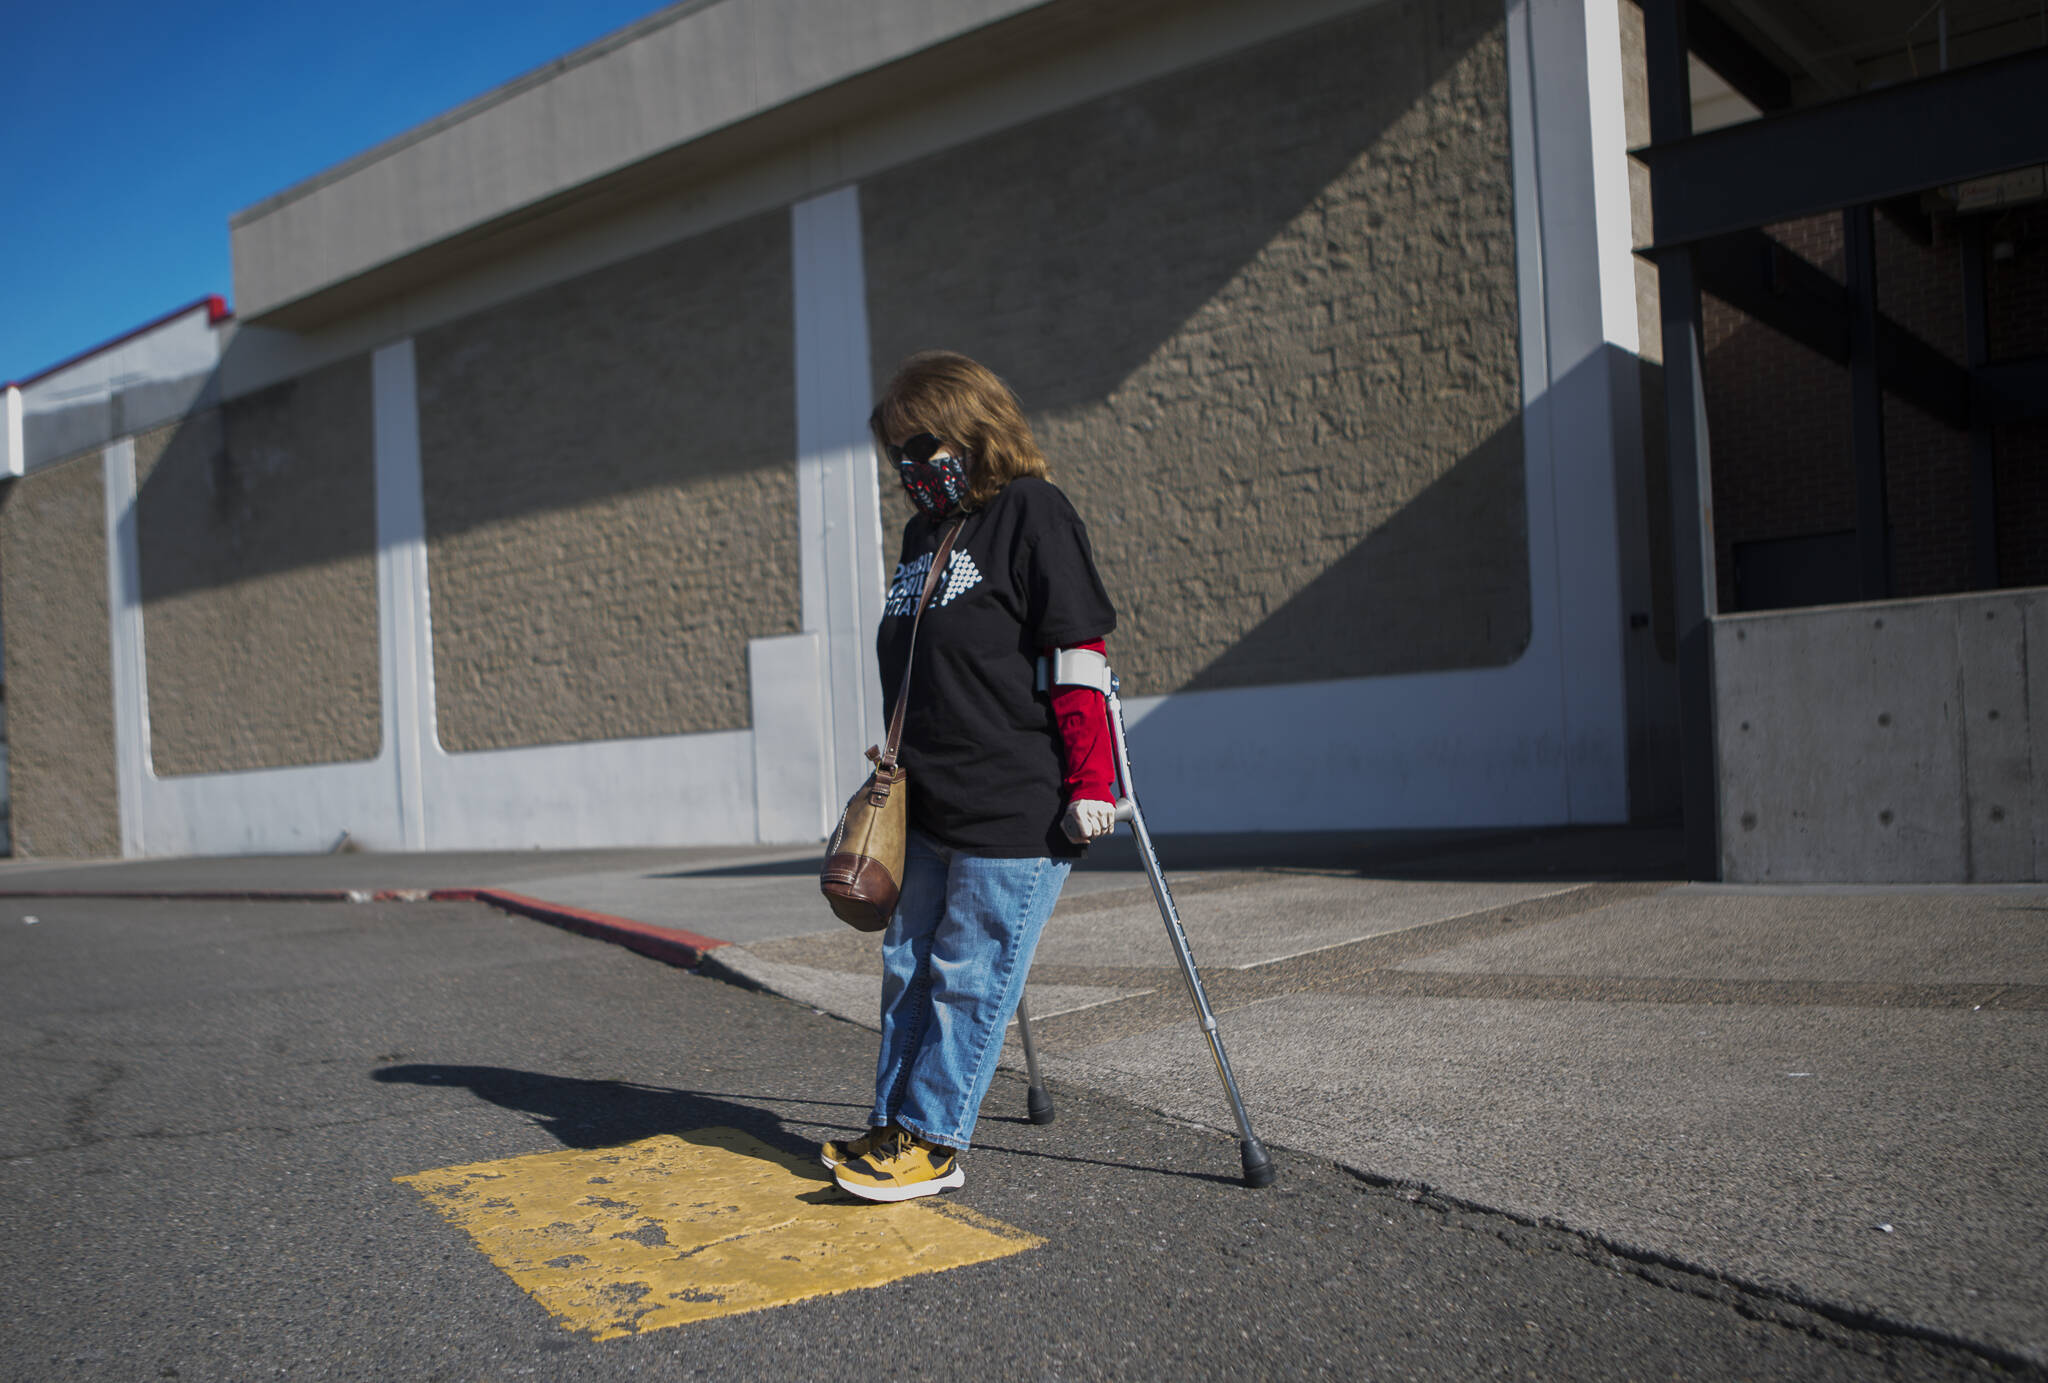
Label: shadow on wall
xmin=863 ymin=0 xmax=1528 ymax=696
xmin=865 ymin=0 xmax=1503 ymax=417
xmin=1182 ymin=418 xmax=1527 ymax=689
xmin=134 ymin=357 xmax=376 ymax=605
xmin=131 ymin=206 xmax=796 ymax=610
xmin=121 ymin=208 xmax=804 ymax=760
xmin=107 ymin=0 xmax=1525 ymax=730
xmin=128 ymin=357 xmax=384 ymax=777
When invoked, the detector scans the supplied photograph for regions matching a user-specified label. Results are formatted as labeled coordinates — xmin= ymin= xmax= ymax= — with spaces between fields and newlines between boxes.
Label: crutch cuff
xmin=1034 ymin=646 xmax=1114 ymax=696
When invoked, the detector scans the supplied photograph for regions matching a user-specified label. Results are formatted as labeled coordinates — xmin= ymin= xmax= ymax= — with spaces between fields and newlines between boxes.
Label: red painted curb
xmin=0 ymin=888 xmax=395 ymax=903
xmin=429 ymin=888 xmax=729 ymax=969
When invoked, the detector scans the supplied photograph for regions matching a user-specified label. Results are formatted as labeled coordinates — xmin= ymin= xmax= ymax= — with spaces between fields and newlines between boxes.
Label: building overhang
xmin=4 ymin=297 xmax=231 ymax=476
xmin=229 ymin=0 xmax=1180 ymax=330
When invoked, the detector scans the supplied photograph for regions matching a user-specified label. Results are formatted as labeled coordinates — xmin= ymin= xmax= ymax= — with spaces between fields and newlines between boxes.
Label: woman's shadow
xmin=371 ymin=1063 xmax=859 ymax=1157
xmin=373 ymin=1064 xmax=1244 ymax=1187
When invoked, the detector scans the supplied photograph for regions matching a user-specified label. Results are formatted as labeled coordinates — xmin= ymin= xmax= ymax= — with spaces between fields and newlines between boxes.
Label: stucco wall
xmin=0 ymin=454 xmax=121 ymax=856
xmin=416 ymin=209 xmax=800 ymax=752
xmin=134 ymin=356 xmax=383 ymax=776
xmin=863 ymin=0 xmax=1526 ymax=695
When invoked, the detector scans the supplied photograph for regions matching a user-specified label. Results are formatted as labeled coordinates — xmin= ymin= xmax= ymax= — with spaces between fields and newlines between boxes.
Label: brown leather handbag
xmin=820 ymin=520 xmax=964 ymax=930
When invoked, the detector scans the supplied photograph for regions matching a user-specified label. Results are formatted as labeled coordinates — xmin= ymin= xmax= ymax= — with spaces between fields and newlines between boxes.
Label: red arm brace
xmin=1045 ymin=639 xmax=1116 ymax=805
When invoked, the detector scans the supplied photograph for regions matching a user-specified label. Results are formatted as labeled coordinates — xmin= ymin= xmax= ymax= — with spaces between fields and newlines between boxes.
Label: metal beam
xmin=1962 ymin=220 xmax=2000 ymax=589
xmin=1644 ymin=0 xmax=1693 ymax=144
xmin=1645 ymin=0 xmax=1722 ymax=882
xmin=1844 ymin=205 xmax=1890 ymax=601
xmin=1692 ymin=228 xmax=1971 ymax=429
xmin=1640 ymin=45 xmax=2048 ymax=248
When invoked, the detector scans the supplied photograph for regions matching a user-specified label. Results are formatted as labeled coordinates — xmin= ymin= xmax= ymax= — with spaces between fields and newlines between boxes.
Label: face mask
xmin=896 ymin=448 xmax=970 ymax=520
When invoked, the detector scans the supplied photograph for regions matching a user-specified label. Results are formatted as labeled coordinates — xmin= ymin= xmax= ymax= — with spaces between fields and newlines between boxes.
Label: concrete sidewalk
xmin=5 ymin=830 xmax=2042 ymax=1365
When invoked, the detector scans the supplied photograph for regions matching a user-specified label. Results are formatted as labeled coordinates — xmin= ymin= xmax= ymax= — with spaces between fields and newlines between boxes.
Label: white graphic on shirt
xmin=883 ymin=549 xmax=984 ymax=616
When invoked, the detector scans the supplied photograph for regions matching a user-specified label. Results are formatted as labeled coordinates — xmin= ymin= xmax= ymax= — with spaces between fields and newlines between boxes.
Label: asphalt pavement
xmin=1 ymin=829 xmax=2043 ymax=1378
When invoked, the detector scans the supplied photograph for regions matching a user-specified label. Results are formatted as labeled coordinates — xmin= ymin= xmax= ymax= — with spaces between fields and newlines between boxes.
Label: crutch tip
xmin=1239 ymin=1138 xmax=1276 ymax=1188
xmin=1027 ymin=1085 xmax=1056 ymax=1124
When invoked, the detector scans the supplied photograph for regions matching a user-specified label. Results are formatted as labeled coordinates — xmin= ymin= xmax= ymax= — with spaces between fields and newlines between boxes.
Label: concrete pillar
xmin=791 ymin=185 xmax=889 ymax=808
xmin=1509 ymin=0 xmax=1646 ymax=822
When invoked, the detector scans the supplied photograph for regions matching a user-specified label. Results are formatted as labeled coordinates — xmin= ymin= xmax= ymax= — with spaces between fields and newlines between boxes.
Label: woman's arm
xmin=1047 ymin=638 xmax=1118 ymax=842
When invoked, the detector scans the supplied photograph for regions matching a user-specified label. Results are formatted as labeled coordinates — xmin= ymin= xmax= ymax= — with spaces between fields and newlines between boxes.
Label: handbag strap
xmin=880 ymin=518 xmax=965 ymax=771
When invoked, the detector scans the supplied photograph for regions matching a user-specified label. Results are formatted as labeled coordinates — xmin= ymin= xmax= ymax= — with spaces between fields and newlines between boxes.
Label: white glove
xmin=1061 ymin=797 xmax=1118 ymax=843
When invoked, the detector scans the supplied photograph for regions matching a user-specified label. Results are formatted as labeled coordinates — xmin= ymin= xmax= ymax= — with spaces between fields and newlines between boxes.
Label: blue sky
xmin=2 ymin=0 xmax=670 ymax=384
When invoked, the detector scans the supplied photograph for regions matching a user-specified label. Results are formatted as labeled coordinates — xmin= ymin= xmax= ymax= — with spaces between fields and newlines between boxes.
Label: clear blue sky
xmin=2 ymin=0 xmax=672 ymax=384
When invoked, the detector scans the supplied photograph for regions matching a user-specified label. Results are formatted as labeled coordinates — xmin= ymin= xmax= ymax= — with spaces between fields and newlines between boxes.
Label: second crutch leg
xmin=1016 ymin=991 xmax=1055 ymax=1124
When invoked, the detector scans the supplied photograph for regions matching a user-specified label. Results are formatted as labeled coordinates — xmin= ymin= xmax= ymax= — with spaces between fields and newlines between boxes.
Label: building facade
xmin=3 ymin=0 xmax=2041 ymax=879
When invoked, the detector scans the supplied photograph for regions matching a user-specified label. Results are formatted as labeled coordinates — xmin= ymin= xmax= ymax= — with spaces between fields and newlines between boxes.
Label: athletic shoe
xmin=819 ymin=1125 xmax=891 ymax=1171
xmin=834 ymin=1128 xmax=965 ymax=1202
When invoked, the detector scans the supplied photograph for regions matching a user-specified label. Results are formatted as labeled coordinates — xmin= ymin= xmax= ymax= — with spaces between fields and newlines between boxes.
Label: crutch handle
xmin=1112 ymin=798 xmax=1136 ymax=823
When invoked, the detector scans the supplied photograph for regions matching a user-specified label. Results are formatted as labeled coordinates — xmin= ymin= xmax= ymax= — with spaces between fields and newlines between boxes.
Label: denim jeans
xmin=869 ymin=829 xmax=1071 ymax=1151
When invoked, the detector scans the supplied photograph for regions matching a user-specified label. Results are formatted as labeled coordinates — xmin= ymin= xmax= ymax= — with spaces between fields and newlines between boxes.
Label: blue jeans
xmin=869 ymin=830 xmax=1071 ymax=1151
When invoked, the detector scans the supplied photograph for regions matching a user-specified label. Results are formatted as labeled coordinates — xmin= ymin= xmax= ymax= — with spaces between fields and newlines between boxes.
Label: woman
xmin=825 ymin=350 xmax=1120 ymax=1203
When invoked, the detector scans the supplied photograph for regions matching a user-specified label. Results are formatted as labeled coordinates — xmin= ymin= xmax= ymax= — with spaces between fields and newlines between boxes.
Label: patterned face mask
xmin=895 ymin=445 xmax=970 ymax=520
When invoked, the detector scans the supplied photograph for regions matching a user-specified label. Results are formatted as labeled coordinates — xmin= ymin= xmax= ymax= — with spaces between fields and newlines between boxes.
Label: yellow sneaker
xmin=819 ymin=1126 xmax=891 ymax=1171
xmin=834 ymin=1128 xmax=965 ymax=1202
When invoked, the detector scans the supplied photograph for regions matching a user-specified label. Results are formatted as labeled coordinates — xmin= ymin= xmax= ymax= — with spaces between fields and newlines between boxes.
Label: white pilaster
xmin=1506 ymin=0 xmax=1641 ymax=822
xmin=372 ymin=340 xmax=431 ymax=850
xmin=2 ymin=387 xmax=22 ymax=479
xmin=102 ymin=439 xmax=150 ymax=856
xmin=791 ymin=184 xmax=888 ymax=807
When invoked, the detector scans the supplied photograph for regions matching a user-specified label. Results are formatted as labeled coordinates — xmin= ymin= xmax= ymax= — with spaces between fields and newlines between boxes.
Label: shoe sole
xmin=835 ymin=1165 xmax=966 ymax=1203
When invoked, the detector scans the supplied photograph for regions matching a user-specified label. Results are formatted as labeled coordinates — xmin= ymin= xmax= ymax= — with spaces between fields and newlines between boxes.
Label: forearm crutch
xmin=1016 ymin=652 xmax=1277 ymax=1188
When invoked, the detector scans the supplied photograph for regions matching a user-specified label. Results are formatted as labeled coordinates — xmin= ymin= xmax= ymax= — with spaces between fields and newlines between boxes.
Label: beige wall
xmin=134 ymin=357 xmax=382 ymax=776
xmin=865 ymin=0 xmax=1527 ymax=695
xmin=416 ymin=209 xmax=801 ymax=752
xmin=0 ymin=454 xmax=121 ymax=856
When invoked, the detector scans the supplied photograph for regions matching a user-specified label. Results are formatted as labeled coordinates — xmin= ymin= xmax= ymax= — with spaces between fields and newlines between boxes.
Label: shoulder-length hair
xmin=869 ymin=351 xmax=1047 ymax=510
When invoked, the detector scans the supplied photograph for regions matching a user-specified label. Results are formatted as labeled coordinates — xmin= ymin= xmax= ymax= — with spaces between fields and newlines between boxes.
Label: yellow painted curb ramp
xmin=396 ymin=1127 xmax=1042 ymax=1339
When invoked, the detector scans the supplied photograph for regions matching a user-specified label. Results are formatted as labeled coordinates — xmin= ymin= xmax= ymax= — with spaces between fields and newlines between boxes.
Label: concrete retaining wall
xmin=1716 ymin=590 xmax=2048 ymax=882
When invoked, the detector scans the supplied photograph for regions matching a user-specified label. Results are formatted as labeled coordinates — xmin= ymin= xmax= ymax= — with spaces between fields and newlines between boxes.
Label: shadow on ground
xmin=1082 ymin=823 xmax=1687 ymax=880
xmin=373 ymin=1063 xmax=1244 ymax=1187
xmin=372 ymin=1064 xmax=860 ymax=1153
xmin=664 ymin=825 xmax=1686 ymax=883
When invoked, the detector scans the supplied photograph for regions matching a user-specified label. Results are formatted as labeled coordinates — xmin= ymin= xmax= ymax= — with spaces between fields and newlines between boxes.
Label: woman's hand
xmin=1061 ymin=798 xmax=1117 ymax=843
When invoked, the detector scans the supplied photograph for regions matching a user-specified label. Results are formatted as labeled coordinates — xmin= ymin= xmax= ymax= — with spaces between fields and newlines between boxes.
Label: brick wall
xmin=1702 ymin=215 xmax=1856 ymax=611
xmin=1986 ymin=204 xmax=2048 ymax=363
xmin=864 ymin=0 xmax=1525 ymax=695
xmin=1987 ymin=204 xmax=2048 ymax=589
xmin=134 ymin=356 xmax=382 ymax=775
xmin=0 ymin=453 xmax=120 ymax=857
xmin=1996 ymin=420 xmax=2048 ymax=587
xmin=1701 ymin=206 xmax=2040 ymax=607
xmin=416 ymin=209 xmax=800 ymax=752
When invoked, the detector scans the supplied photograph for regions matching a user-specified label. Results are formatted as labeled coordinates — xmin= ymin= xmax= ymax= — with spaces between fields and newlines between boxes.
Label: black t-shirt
xmin=877 ymin=476 xmax=1117 ymax=858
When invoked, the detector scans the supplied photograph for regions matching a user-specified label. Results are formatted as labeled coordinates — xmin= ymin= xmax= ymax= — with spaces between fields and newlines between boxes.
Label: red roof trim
xmin=8 ymin=294 xmax=233 ymax=391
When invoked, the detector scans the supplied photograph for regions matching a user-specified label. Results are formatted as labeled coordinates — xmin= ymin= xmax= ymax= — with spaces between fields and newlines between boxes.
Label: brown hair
xmin=869 ymin=351 xmax=1047 ymax=510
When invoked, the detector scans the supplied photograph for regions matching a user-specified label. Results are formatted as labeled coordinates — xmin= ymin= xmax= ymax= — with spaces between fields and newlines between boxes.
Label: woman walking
xmin=826 ymin=351 xmax=1120 ymax=1202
